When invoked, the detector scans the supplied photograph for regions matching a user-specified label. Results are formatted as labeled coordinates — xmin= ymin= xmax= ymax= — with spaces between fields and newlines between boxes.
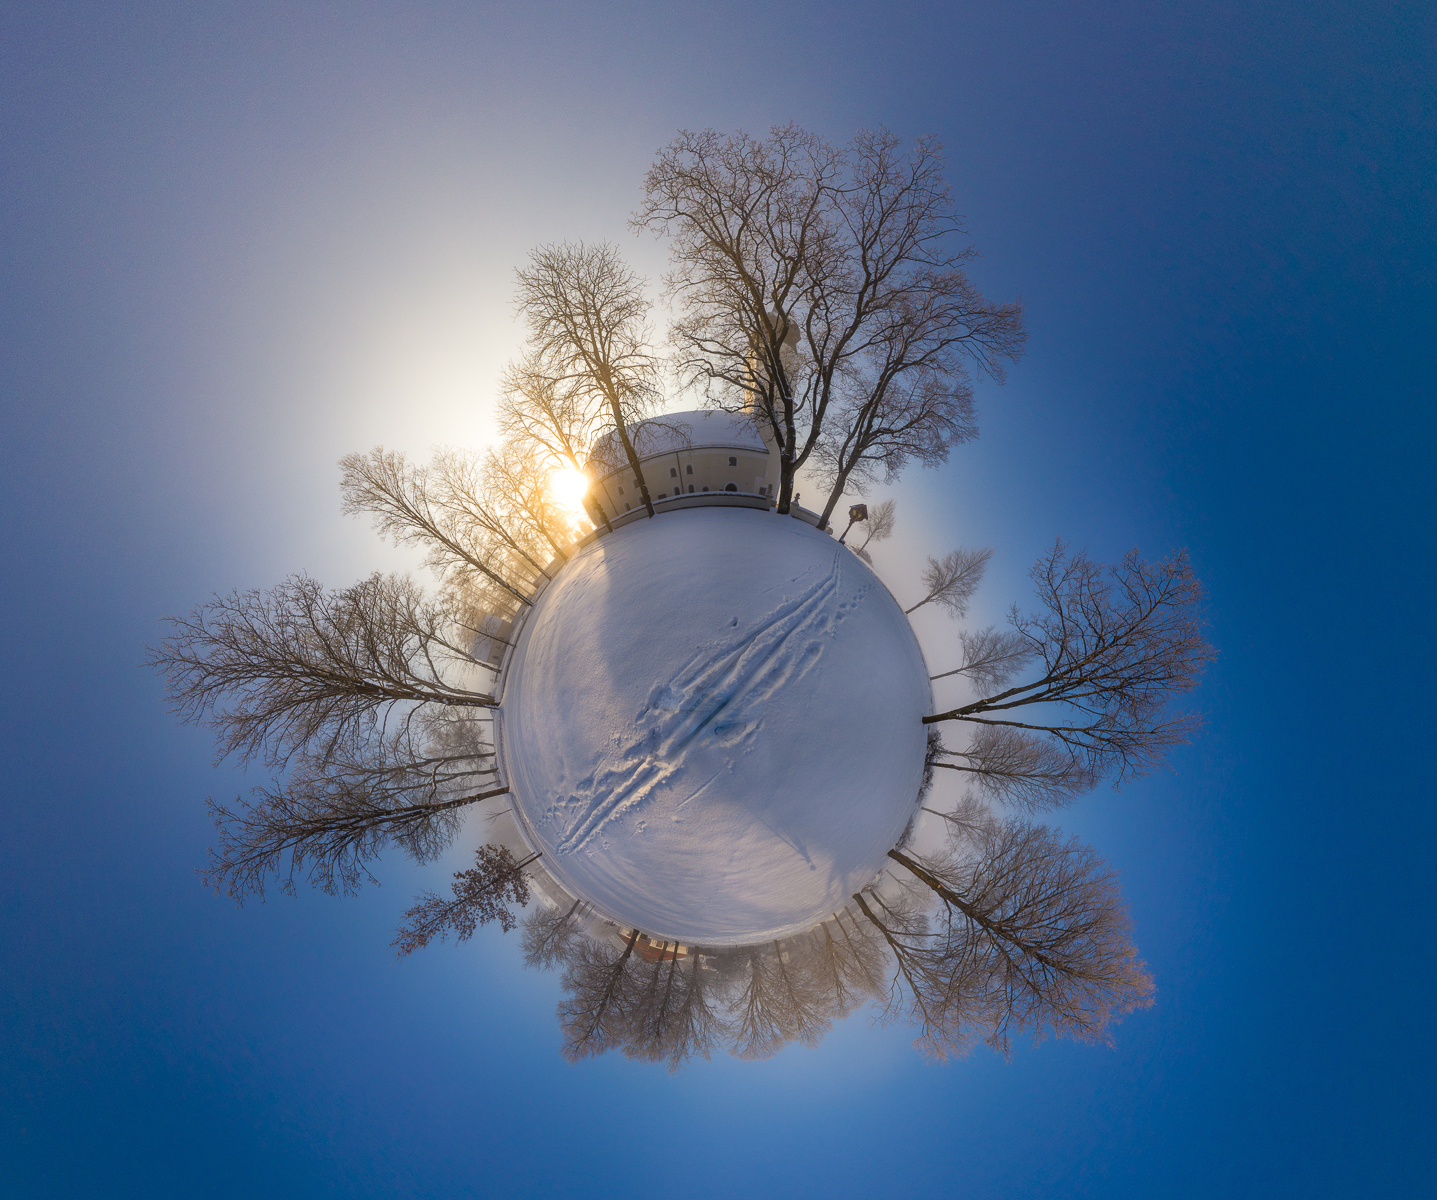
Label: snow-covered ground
xmin=501 ymin=507 xmax=931 ymax=944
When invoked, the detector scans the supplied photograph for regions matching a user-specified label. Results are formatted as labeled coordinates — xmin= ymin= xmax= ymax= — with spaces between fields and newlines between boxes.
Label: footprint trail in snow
xmin=548 ymin=551 xmax=870 ymax=855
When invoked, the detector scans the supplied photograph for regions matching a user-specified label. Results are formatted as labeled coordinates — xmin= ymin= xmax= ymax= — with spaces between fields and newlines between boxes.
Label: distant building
xmin=585 ymin=409 xmax=780 ymax=520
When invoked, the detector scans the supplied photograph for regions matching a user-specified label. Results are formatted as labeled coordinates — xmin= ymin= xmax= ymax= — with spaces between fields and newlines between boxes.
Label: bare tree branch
xmin=929 ymin=725 xmax=1097 ymax=812
xmin=905 ymin=547 xmax=992 ymax=617
xmin=888 ymin=820 xmax=1154 ymax=1054
xmin=853 ymin=497 xmax=897 ymax=563
xmin=925 ymin=544 xmax=1212 ymax=785
xmin=498 ymin=357 xmax=617 ymax=532
xmin=728 ymin=941 xmax=832 ymax=1059
xmin=850 ymin=890 xmax=986 ymax=1061
xmin=202 ymin=772 xmax=511 ymax=903
xmin=392 ymin=844 xmax=538 ymax=954
xmin=921 ymin=793 xmax=1002 ymax=842
xmin=151 ymin=573 xmax=496 ymax=769
xmin=521 ymin=898 xmax=588 ymax=969
xmin=636 ymin=126 xmax=1024 ymax=521
xmin=339 ymin=448 xmax=541 ymax=606
xmin=514 ymin=242 xmax=663 ymax=518
xmin=558 ymin=928 xmax=644 ymax=1062
xmin=930 ymin=625 xmax=1036 ymax=689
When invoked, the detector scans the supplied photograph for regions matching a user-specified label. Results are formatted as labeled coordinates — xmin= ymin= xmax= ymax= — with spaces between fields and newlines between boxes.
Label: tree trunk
xmin=886 ymin=848 xmax=978 ymax=916
xmin=850 ymin=891 xmax=901 ymax=951
xmin=776 ymin=447 xmax=795 ymax=515
xmin=607 ymin=398 xmax=656 ymax=518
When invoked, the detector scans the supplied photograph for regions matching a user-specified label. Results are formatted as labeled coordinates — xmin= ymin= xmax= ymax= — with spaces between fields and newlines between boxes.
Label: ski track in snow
xmin=545 ymin=551 xmax=870 ymax=856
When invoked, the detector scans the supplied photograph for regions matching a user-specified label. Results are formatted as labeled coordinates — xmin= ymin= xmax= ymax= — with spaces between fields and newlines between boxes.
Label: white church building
xmin=584 ymin=409 xmax=782 ymax=519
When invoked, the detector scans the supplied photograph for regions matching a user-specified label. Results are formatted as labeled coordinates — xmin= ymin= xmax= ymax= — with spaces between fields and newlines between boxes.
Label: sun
xmin=548 ymin=466 xmax=591 ymax=523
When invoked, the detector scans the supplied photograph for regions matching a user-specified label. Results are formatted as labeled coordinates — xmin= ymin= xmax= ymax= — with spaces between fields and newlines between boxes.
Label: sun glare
xmin=549 ymin=467 xmax=591 ymax=522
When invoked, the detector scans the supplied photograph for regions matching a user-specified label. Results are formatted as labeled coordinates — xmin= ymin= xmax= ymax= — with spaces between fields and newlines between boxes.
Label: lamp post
xmin=838 ymin=503 xmax=868 ymax=544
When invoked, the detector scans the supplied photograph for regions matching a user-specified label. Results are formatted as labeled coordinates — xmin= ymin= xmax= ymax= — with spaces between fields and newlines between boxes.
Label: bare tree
xmin=636 ymin=125 xmax=1024 ymax=522
xmin=905 ymin=547 xmax=992 ymax=617
xmin=497 ymin=358 xmax=616 ymax=531
xmin=849 ymin=890 xmax=986 ymax=1061
xmin=202 ymin=776 xmax=511 ymax=903
xmin=392 ymin=844 xmax=539 ymax=955
xmin=921 ymin=792 xmax=1002 ymax=842
xmin=929 ymin=725 xmax=1097 ymax=812
xmin=498 ymin=358 xmax=606 ymax=474
xmin=521 ymin=897 xmax=588 ymax=969
xmin=339 ymin=448 xmax=547 ymax=608
xmin=648 ymin=951 xmax=728 ymax=1071
xmin=150 ymin=572 xmax=497 ymax=770
xmin=888 ymin=820 xmax=1155 ymax=1053
xmin=930 ymin=625 xmax=1035 ymax=689
xmin=481 ymin=438 xmax=585 ymax=565
xmin=557 ymin=928 xmax=644 ymax=1062
xmin=804 ymin=916 xmax=888 ymax=1020
xmin=728 ymin=941 xmax=832 ymax=1059
xmin=201 ymin=711 xmax=504 ymax=902
xmin=925 ymin=543 xmax=1213 ymax=785
xmin=616 ymin=941 xmax=719 ymax=1070
xmin=620 ymin=942 xmax=683 ymax=1059
xmin=554 ymin=936 xmax=731 ymax=1071
xmin=852 ymin=497 xmax=897 ymax=563
xmin=727 ymin=945 xmax=791 ymax=1060
xmin=513 ymin=242 xmax=663 ymax=518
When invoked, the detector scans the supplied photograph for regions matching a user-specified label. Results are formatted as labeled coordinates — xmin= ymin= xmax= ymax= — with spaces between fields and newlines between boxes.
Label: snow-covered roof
xmin=589 ymin=409 xmax=766 ymax=475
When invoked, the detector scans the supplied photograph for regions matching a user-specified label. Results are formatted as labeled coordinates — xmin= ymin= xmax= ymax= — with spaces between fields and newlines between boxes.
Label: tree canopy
xmin=150 ymin=123 xmax=1209 ymax=1070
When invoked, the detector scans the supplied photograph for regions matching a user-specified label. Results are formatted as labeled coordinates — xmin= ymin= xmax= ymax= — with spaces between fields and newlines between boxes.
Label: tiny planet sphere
xmin=501 ymin=506 xmax=931 ymax=944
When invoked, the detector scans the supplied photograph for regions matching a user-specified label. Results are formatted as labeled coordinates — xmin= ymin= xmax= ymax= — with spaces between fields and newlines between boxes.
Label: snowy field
xmin=501 ymin=507 xmax=932 ymax=944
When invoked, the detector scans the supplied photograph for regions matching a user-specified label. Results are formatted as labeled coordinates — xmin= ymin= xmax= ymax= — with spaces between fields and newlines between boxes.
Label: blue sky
xmin=2 ymin=2 xmax=1432 ymax=1196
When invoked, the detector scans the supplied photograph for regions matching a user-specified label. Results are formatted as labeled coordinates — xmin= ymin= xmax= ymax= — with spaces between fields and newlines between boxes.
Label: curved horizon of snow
xmin=501 ymin=507 xmax=931 ymax=944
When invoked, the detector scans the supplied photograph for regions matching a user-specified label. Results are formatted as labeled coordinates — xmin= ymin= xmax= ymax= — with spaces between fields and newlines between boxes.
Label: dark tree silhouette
xmin=392 ymin=844 xmax=538 ymax=953
xmin=636 ymin=125 xmax=1024 ymax=522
